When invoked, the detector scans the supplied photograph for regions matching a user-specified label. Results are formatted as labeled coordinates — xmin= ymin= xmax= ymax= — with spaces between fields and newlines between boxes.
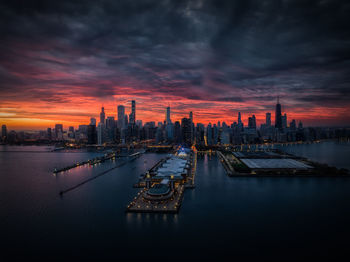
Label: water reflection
xmin=2 ymin=145 xmax=350 ymax=260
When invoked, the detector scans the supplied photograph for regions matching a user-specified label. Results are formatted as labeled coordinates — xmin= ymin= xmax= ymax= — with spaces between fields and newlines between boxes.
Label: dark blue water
xmin=1 ymin=143 xmax=350 ymax=261
xmin=278 ymin=141 xmax=350 ymax=170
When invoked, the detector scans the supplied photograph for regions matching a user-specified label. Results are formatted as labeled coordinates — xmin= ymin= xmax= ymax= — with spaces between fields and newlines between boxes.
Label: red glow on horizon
xmin=1 ymin=93 xmax=349 ymax=130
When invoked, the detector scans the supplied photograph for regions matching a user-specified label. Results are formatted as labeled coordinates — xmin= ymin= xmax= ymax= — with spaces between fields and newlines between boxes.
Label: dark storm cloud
xmin=0 ymin=0 xmax=349 ymax=114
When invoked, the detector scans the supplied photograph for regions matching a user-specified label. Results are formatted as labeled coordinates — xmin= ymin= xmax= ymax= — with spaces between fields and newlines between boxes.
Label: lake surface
xmin=1 ymin=142 xmax=350 ymax=261
xmin=277 ymin=140 xmax=350 ymax=170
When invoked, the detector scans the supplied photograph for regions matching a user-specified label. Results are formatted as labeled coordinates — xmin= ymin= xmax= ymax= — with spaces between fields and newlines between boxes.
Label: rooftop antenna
xmin=276 ymin=82 xmax=280 ymax=104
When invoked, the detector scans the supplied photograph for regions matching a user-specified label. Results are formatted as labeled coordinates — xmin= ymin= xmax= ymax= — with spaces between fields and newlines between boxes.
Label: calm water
xmin=278 ymin=140 xmax=350 ymax=170
xmin=1 ymin=143 xmax=350 ymax=261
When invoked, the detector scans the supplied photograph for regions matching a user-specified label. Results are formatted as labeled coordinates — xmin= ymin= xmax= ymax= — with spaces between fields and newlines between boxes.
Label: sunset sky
xmin=1 ymin=0 xmax=350 ymax=130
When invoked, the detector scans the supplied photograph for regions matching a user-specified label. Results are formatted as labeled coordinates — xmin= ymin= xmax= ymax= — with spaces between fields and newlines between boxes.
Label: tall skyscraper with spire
xmin=275 ymin=97 xmax=282 ymax=129
xmin=100 ymin=107 xmax=105 ymax=124
xmin=237 ymin=112 xmax=243 ymax=131
xmin=166 ymin=106 xmax=171 ymax=124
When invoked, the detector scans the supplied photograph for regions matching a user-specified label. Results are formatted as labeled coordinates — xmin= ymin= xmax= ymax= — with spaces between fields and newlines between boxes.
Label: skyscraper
xmin=100 ymin=107 xmax=105 ymax=124
xmin=78 ymin=125 xmax=88 ymax=139
xmin=266 ymin=113 xmax=271 ymax=126
xmin=206 ymin=123 xmax=212 ymax=145
xmin=55 ymin=124 xmax=63 ymax=140
xmin=166 ymin=106 xmax=171 ymax=124
xmin=166 ymin=122 xmax=174 ymax=142
xmin=174 ymin=121 xmax=181 ymax=144
xmin=97 ymin=122 xmax=105 ymax=145
xmin=129 ymin=112 xmax=133 ymax=126
xmin=213 ymin=124 xmax=218 ymax=144
xmin=2 ymin=124 xmax=7 ymax=139
xmin=117 ymin=105 xmax=125 ymax=129
xmin=136 ymin=120 xmax=143 ymax=128
xmin=129 ymin=100 xmax=136 ymax=125
xmin=238 ymin=112 xmax=243 ymax=131
xmin=290 ymin=119 xmax=296 ymax=130
xmin=68 ymin=126 xmax=75 ymax=139
xmin=282 ymin=113 xmax=287 ymax=129
xmin=47 ymin=127 xmax=52 ymax=141
xmin=87 ymin=124 xmax=97 ymax=144
xmin=238 ymin=112 xmax=242 ymax=125
xmin=196 ymin=123 xmax=205 ymax=145
xmin=106 ymin=116 xmax=115 ymax=141
xmin=248 ymin=115 xmax=256 ymax=129
xmin=124 ymin=115 xmax=128 ymax=127
xmin=275 ymin=97 xmax=282 ymax=129
xmin=106 ymin=117 xmax=115 ymax=129
xmin=189 ymin=111 xmax=194 ymax=142
xmin=90 ymin=118 xmax=96 ymax=126
xmin=181 ymin=117 xmax=192 ymax=146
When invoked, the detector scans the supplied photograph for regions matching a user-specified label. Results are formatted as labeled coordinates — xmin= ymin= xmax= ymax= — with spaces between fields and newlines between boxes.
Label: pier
xmin=59 ymin=152 xmax=143 ymax=195
xmin=53 ymin=151 xmax=143 ymax=174
xmin=217 ymin=151 xmax=235 ymax=176
xmin=126 ymin=147 xmax=196 ymax=213
xmin=127 ymin=185 xmax=185 ymax=213
xmin=185 ymin=146 xmax=197 ymax=188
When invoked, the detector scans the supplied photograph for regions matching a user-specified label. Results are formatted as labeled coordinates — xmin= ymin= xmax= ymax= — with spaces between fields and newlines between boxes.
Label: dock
xmin=217 ymin=151 xmax=235 ymax=176
xmin=126 ymin=147 xmax=197 ymax=214
xmin=59 ymin=152 xmax=143 ymax=195
xmin=53 ymin=151 xmax=143 ymax=174
xmin=127 ymin=185 xmax=185 ymax=213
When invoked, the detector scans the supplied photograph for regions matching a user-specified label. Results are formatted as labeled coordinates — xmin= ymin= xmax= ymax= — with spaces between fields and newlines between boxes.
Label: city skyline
xmin=2 ymin=98 xmax=306 ymax=131
xmin=1 ymin=97 xmax=348 ymax=131
xmin=1 ymin=1 xmax=350 ymax=130
xmin=1 ymin=2 xmax=350 ymax=261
